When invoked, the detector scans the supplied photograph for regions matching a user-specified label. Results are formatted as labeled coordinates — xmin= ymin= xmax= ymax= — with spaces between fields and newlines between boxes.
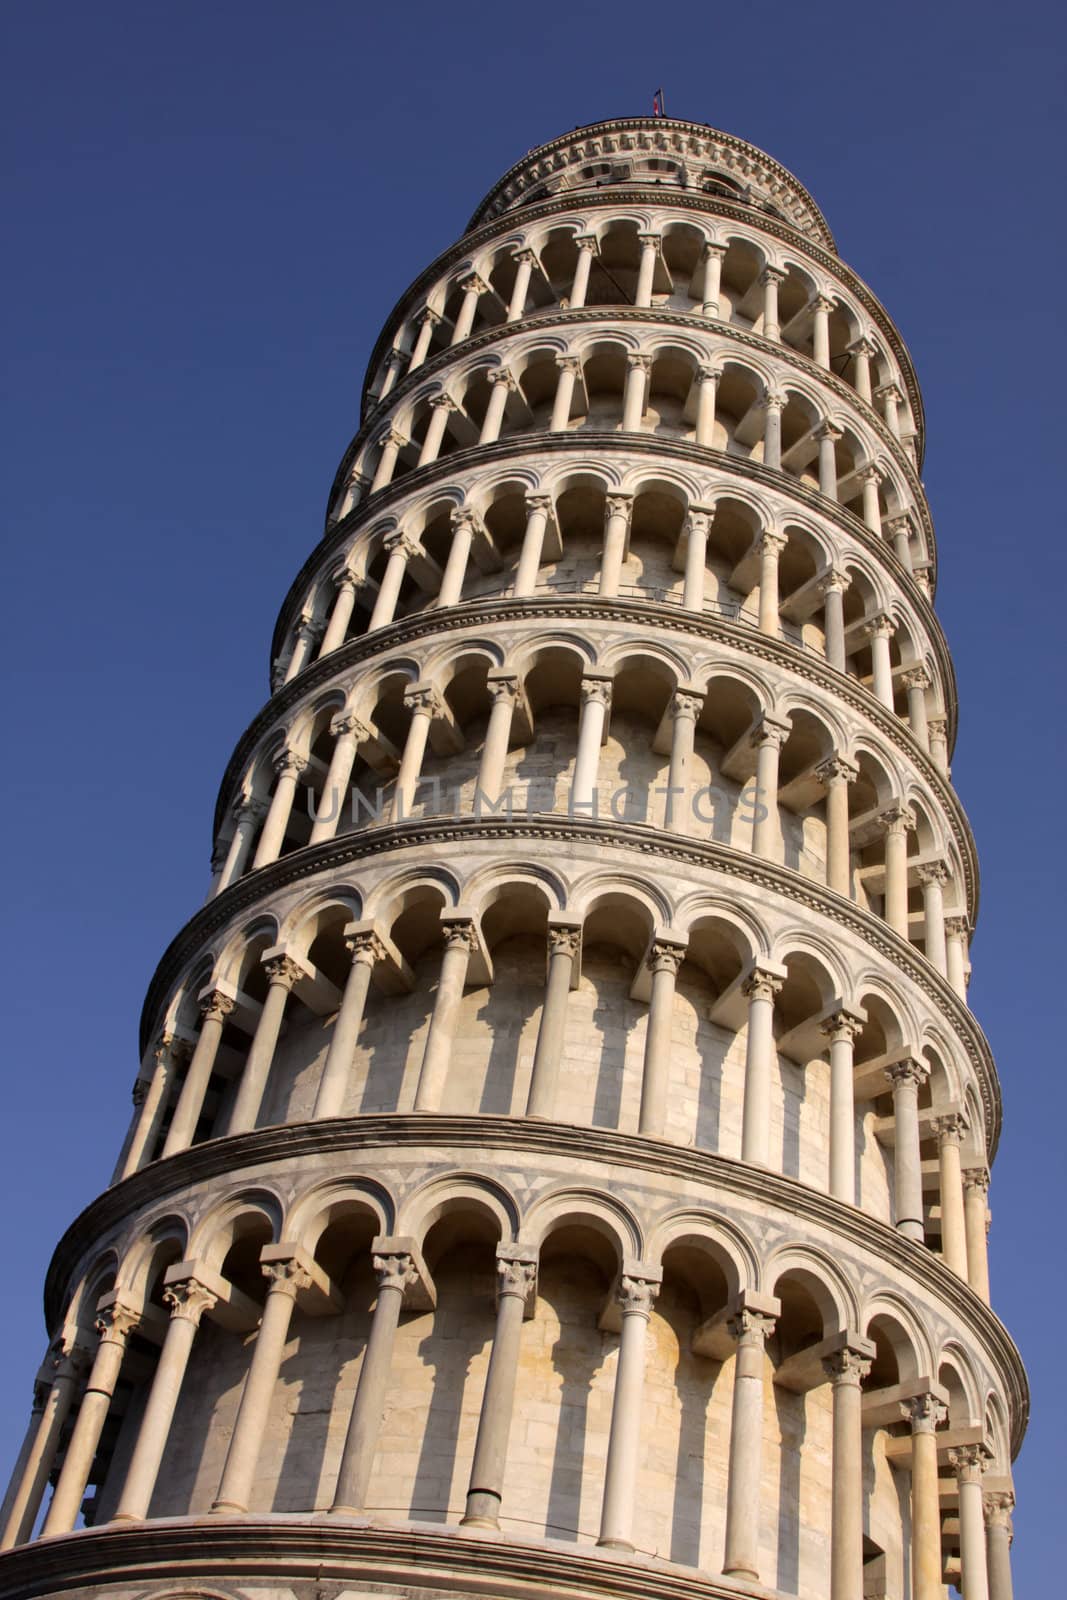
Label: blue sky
xmin=1 ymin=1 xmax=1063 ymax=1585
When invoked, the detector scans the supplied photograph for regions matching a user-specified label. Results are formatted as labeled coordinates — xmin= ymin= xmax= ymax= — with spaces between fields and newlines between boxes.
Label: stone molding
xmin=40 ymin=1116 xmax=1027 ymax=1456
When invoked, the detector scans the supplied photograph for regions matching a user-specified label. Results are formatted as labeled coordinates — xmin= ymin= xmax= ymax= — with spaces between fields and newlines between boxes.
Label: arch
xmin=764 ymin=1244 xmax=855 ymax=1331
xmin=646 ymin=1209 xmax=757 ymax=1299
xmin=399 ymin=1171 xmax=520 ymax=1246
xmin=286 ymin=1175 xmax=395 ymax=1253
xmin=523 ymin=1185 xmax=641 ymax=1260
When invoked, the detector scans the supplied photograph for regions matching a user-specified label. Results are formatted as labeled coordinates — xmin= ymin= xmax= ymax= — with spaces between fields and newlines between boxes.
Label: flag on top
xmin=652 ymin=88 xmax=665 ymax=117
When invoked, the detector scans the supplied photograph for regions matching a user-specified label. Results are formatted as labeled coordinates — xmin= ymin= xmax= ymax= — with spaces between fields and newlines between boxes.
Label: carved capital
xmin=383 ymin=529 xmax=422 ymax=561
xmin=199 ymin=989 xmax=235 ymax=1025
xmin=450 ymin=506 xmax=481 ymax=537
xmin=758 ymin=529 xmax=787 ymax=558
xmin=604 ymin=493 xmax=634 ymax=524
xmin=441 ymin=919 xmax=477 ymax=954
xmin=233 ymin=797 xmax=269 ymax=826
xmin=860 ymin=462 xmax=883 ymax=486
xmin=864 ymin=612 xmax=896 ymax=640
xmin=428 ymin=392 xmax=457 ymax=413
xmin=727 ymin=1309 xmax=776 ymax=1347
xmin=580 ymin=675 xmax=613 ymax=709
xmin=377 ymin=425 xmax=409 ymax=452
xmin=131 ymin=1079 xmax=150 ymax=1108
xmin=760 ymin=389 xmax=786 ymax=413
xmin=373 ymin=1251 xmax=418 ymax=1295
xmin=262 ymin=1256 xmax=314 ymax=1297
xmin=554 ymin=354 xmax=581 ymax=376
xmin=933 ymin=1111 xmax=969 ymax=1147
xmin=821 ymin=1009 xmax=864 ymax=1045
xmin=849 ymin=335 xmax=877 ymax=359
xmin=95 ymin=1301 xmax=140 ymax=1345
xmin=815 ymin=420 xmax=843 ymax=442
xmin=672 ymin=690 xmax=704 ymax=720
xmin=944 ymin=915 xmax=971 ymax=940
xmin=164 ymin=1277 xmax=218 ymax=1326
xmin=417 ymin=306 xmax=441 ymax=329
xmin=273 ymin=747 xmax=308 ymax=780
xmin=637 ymin=231 xmax=662 ymax=250
xmin=811 ymin=293 xmax=835 ymax=315
xmin=548 ymin=926 xmax=581 ymax=961
xmin=511 ymin=247 xmax=539 ymax=268
xmin=264 ymin=954 xmax=305 ymax=992
xmin=403 ymin=684 xmax=443 ymax=719
xmin=524 ymin=493 xmax=555 ymax=519
xmin=822 ymin=1346 xmax=872 ymax=1386
xmin=749 ymin=714 xmax=790 ymax=751
xmin=459 ymin=272 xmax=488 ymax=297
xmin=497 ymin=1255 xmax=538 ymax=1301
xmin=818 ymin=567 xmax=851 ymax=596
xmin=815 ymin=755 xmax=858 ymax=788
xmin=647 ymin=941 xmax=685 ymax=978
xmin=760 ymin=265 xmax=786 ymax=286
xmin=963 ymin=1165 xmax=990 ymax=1197
xmin=879 ymin=804 xmax=916 ymax=837
xmin=696 ymin=364 xmax=721 ymax=387
xmin=884 ymin=1056 xmax=930 ymax=1092
xmin=487 ymin=674 xmax=519 ymax=706
xmin=575 ymin=233 xmax=599 ymax=254
xmin=742 ymin=967 xmax=783 ymax=1005
xmin=330 ymin=711 xmax=368 ymax=742
xmin=346 ymin=930 xmax=386 ymax=967
xmin=616 ymin=1274 xmax=659 ymax=1319
xmin=917 ymin=860 xmax=949 ymax=887
xmin=902 ymin=667 xmax=931 ymax=692
xmin=949 ymin=1444 xmax=991 ymax=1484
xmin=903 ymin=1391 xmax=947 ymax=1434
xmin=984 ymin=1490 xmax=1015 ymax=1529
xmin=626 ymin=353 xmax=652 ymax=375
xmin=487 ymin=366 xmax=518 ymax=389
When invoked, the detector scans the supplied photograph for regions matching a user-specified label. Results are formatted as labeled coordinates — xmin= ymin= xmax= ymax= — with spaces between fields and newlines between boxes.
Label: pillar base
xmin=596 ymin=1536 xmax=634 ymax=1552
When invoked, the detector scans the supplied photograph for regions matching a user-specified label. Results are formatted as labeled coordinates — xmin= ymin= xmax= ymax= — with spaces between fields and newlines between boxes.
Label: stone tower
xmin=0 ymin=117 xmax=1025 ymax=1600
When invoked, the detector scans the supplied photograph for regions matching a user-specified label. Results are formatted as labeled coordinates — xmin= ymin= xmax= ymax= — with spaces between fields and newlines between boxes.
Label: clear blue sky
xmin=2 ymin=1 xmax=1063 ymax=1585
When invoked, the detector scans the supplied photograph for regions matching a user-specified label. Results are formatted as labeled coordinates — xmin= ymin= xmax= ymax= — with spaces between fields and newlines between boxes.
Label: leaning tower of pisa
xmin=1 ymin=117 xmax=1026 ymax=1600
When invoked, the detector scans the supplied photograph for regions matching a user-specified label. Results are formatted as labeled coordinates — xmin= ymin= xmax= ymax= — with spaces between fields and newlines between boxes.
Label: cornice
xmin=41 ymin=1117 xmax=1027 ymax=1451
xmin=140 ymin=816 xmax=997 ymax=1155
xmin=279 ymin=435 xmax=955 ymax=742
xmin=0 ymin=1515 xmax=809 ymax=1600
xmin=349 ymin=306 xmax=931 ymax=563
xmin=243 ymin=594 xmax=975 ymax=925
xmin=356 ymin=189 xmax=925 ymax=462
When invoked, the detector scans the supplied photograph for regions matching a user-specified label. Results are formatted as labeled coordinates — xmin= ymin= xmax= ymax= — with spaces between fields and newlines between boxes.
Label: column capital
xmin=163 ymin=1276 xmax=219 ymax=1326
xmin=983 ymin=1489 xmax=1015 ymax=1529
xmin=917 ymin=858 xmax=949 ymax=886
xmin=902 ymin=666 xmax=932 ymax=691
xmin=949 ymin=1443 xmax=992 ymax=1483
xmin=637 ymin=231 xmax=662 ymax=250
xmin=760 ymin=388 xmax=787 ymax=412
xmin=646 ymin=939 xmax=686 ymax=978
xmin=383 ymin=528 xmax=422 ymax=561
xmin=547 ymin=923 xmax=582 ymax=960
xmin=945 ymin=914 xmax=971 ymax=939
xmin=272 ymin=746 xmax=308 ymax=779
xmin=886 ymin=511 xmax=913 ymax=537
xmin=450 ymin=504 xmax=483 ymax=536
xmin=879 ymin=803 xmax=916 ymax=837
xmin=510 ymin=247 xmax=539 ymax=267
xmin=377 ymin=424 xmax=409 ymax=451
xmin=749 ymin=712 xmax=791 ymax=750
xmin=815 ymin=754 xmax=858 ymax=788
xmin=760 ymin=265 xmax=786 ymax=285
xmin=822 ymin=1341 xmax=873 ymax=1386
xmin=330 ymin=565 xmax=360 ymax=593
xmin=963 ymin=1165 xmax=991 ymax=1197
xmin=902 ymin=1390 xmax=947 ymax=1433
xmin=757 ymin=528 xmax=788 ymax=558
xmin=702 ymin=239 xmax=728 ymax=260
xmin=199 ymin=988 xmax=236 ymax=1024
xmin=696 ymin=363 xmax=721 ymax=385
xmin=741 ymin=966 xmax=784 ymax=1004
xmin=94 ymin=1297 xmax=141 ymax=1345
xmin=815 ymin=419 xmax=843 ymax=442
xmin=821 ymin=1007 xmax=865 ymax=1045
xmin=496 ymin=1246 xmax=538 ymax=1304
xmin=884 ymin=1055 xmax=930 ymax=1091
xmin=864 ymin=610 xmax=896 ymax=641
xmin=727 ymin=1307 xmax=776 ymax=1346
xmin=575 ymin=232 xmax=599 ymax=253
xmin=524 ymin=491 xmax=555 ymax=519
xmin=625 ymin=352 xmax=652 ymax=374
xmin=487 ymin=365 xmax=519 ymax=388
xmin=486 ymin=672 xmax=520 ymax=706
xmin=580 ymin=674 xmax=613 ymax=709
xmin=428 ymin=391 xmax=458 ymax=413
xmin=417 ymin=306 xmax=441 ymax=328
xmin=684 ymin=507 xmax=713 ymax=539
xmin=330 ymin=710 xmax=369 ymax=742
xmin=372 ymin=1249 xmax=418 ymax=1295
xmin=553 ymin=353 xmax=581 ymax=376
xmin=131 ymin=1077 xmax=150 ymax=1108
xmin=848 ymin=335 xmax=877 ymax=359
xmin=859 ymin=461 xmax=884 ymax=485
xmin=671 ymin=689 xmax=704 ymax=720
xmin=233 ymin=796 xmax=269 ymax=825
xmin=345 ymin=929 xmax=387 ymax=967
xmin=876 ymin=380 xmax=904 ymax=404
xmin=263 ymin=953 xmax=306 ymax=991
xmin=818 ymin=566 xmax=851 ymax=596
xmin=459 ymin=272 xmax=489 ymax=296
xmin=440 ymin=917 xmax=478 ymax=953
xmin=604 ymin=492 xmax=634 ymax=523
xmin=261 ymin=1254 xmax=315 ymax=1299
xmin=933 ymin=1110 xmax=969 ymax=1146
xmin=403 ymin=683 xmax=444 ymax=718
xmin=616 ymin=1272 xmax=660 ymax=1319
xmin=811 ymin=293 xmax=835 ymax=314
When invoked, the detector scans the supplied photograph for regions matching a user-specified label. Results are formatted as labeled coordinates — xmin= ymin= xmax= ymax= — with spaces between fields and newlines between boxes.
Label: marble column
xmin=849 ymin=336 xmax=875 ymax=402
xmin=393 ymin=684 xmax=440 ymax=819
xmin=887 ymin=513 xmax=914 ymax=570
xmin=904 ymin=667 xmax=931 ymax=748
xmin=112 ymin=1277 xmax=217 ymax=1521
xmin=694 ymin=366 xmax=719 ymax=446
xmin=413 ymin=920 xmax=476 ymax=1110
xmin=526 ymin=925 xmax=581 ymax=1118
xmin=330 ymin=1249 xmax=419 ymax=1513
xmin=750 ymin=714 xmax=789 ymax=859
xmin=722 ymin=1308 xmax=777 ymax=1579
xmin=308 ymin=712 xmax=367 ymax=845
xmin=637 ymin=941 xmax=686 ymax=1137
xmin=918 ymin=861 xmax=948 ymax=974
xmin=877 ymin=382 xmax=903 ymax=437
xmin=635 ymin=233 xmax=660 ymax=307
xmin=816 ymin=422 xmax=842 ymax=499
xmin=599 ymin=493 xmax=633 ymax=596
xmin=815 ymin=756 xmax=857 ymax=896
xmin=569 ymin=234 xmax=598 ymax=309
xmin=226 ymin=954 xmax=304 ymax=1136
xmin=368 ymin=532 xmax=420 ymax=630
xmin=865 ymin=614 xmax=896 ymax=708
xmin=621 ymin=354 xmax=650 ymax=432
xmin=476 ymin=675 xmax=518 ymax=805
xmin=407 ymin=308 xmax=439 ymax=372
xmin=451 ymin=273 xmax=487 ymax=344
xmin=740 ymin=967 xmax=784 ymax=1166
xmin=820 ymin=569 xmax=850 ymax=671
xmin=812 ymin=295 xmax=834 ymax=368
xmin=514 ymin=494 xmax=553 ymax=597
xmin=0 ymin=1346 xmax=89 ymax=1549
xmin=549 ymin=355 xmax=581 ymax=432
xmin=252 ymin=748 xmax=308 ymax=868
xmin=761 ymin=391 xmax=785 ymax=470
xmin=597 ymin=1271 xmax=660 ymax=1550
xmin=318 ymin=569 xmax=360 ymax=656
xmin=212 ymin=1256 xmax=313 ymax=1514
xmin=701 ymin=241 xmax=726 ymax=317
xmin=571 ymin=676 xmax=612 ymax=815
xmin=929 ymin=716 xmax=950 ymax=775
xmin=945 ymin=917 xmax=970 ymax=1000
xmin=984 ymin=1491 xmax=1015 ymax=1600
xmin=369 ymin=426 xmax=408 ymax=492
xmin=963 ymin=1167 xmax=991 ymax=1302
xmin=42 ymin=1301 xmax=140 ymax=1535
xmin=313 ymin=931 xmax=385 ymax=1119
xmin=905 ymin=1391 xmax=948 ymax=1600
xmin=665 ymin=690 xmax=703 ymax=832
xmin=884 ymin=1057 xmax=929 ymax=1242
xmin=860 ymin=465 xmax=883 ymax=532
xmin=760 ymin=266 xmax=785 ymax=340
xmin=215 ymin=798 xmax=268 ymax=893
xmin=682 ymin=509 xmax=712 ymax=610
xmin=823 ymin=1341 xmax=873 ymax=1600
xmin=119 ymin=1035 xmax=190 ymax=1178
xmin=282 ymin=618 xmax=322 ymax=683
xmin=879 ymin=805 xmax=915 ymax=939
xmin=934 ymin=1112 xmax=969 ymax=1278
xmin=822 ymin=1008 xmax=865 ymax=1204
xmin=417 ymin=394 xmax=457 ymax=467
xmin=757 ymin=529 xmax=787 ymax=635
xmin=507 ymin=249 xmax=538 ymax=321
xmin=161 ymin=990 xmax=235 ymax=1158
xmin=480 ymin=368 xmax=517 ymax=444
xmin=951 ymin=1446 xmax=991 ymax=1600
xmin=462 ymin=1248 xmax=538 ymax=1527
xmin=438 ymin=507 xmax=478 ymax=606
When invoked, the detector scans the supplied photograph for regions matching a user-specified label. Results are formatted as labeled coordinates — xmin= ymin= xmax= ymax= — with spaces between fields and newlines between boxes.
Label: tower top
xmin=466 ymin=116 xmax=836 ymax=251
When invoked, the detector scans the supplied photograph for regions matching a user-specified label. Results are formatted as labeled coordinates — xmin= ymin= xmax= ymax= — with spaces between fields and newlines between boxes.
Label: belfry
xmin=0 ymin=117 xmax=1025 ymax=1600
